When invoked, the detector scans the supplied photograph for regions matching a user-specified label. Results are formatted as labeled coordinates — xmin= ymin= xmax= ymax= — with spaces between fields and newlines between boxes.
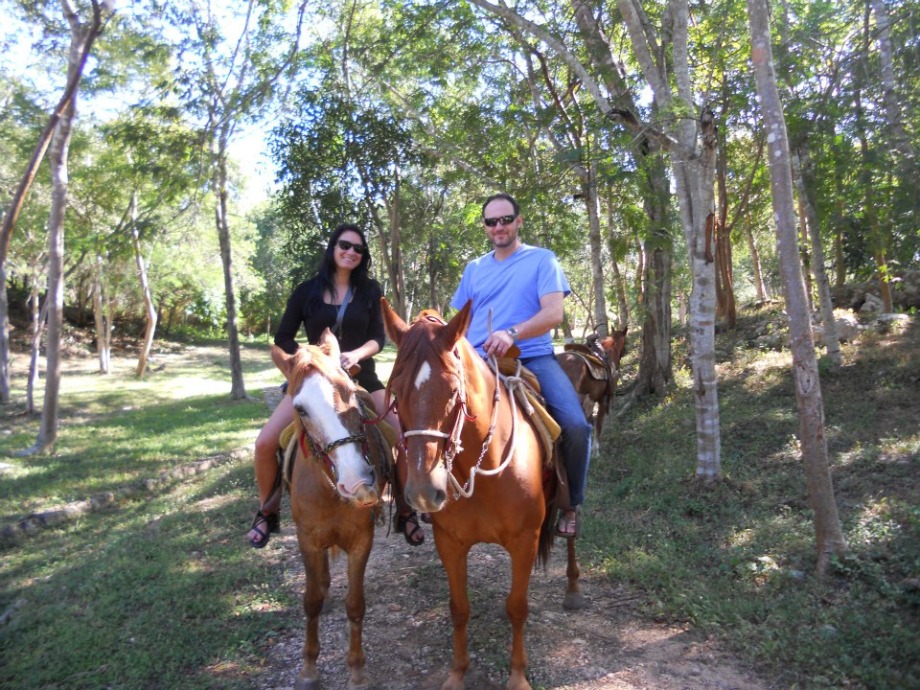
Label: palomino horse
xmin=556 ymin=328 xmax=627 ymax=452
xmin=382 ymin=299 xmax=582 ymax=690
xmin=271 ymin=329 xmax=392 ymax=690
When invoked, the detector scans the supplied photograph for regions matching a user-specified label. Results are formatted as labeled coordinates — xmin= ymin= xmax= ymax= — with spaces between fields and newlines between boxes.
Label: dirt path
xmin=253 ymin=506 xmax=771 ymax=690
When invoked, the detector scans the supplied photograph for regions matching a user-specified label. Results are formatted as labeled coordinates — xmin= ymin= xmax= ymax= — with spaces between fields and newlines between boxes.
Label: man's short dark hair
xmin=482 ymin=193 xmax=521 ymax=218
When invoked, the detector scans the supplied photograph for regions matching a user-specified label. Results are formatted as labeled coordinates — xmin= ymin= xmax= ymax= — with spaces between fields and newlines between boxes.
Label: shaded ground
xmin=253 ymin=513 xmax=771 ymax=690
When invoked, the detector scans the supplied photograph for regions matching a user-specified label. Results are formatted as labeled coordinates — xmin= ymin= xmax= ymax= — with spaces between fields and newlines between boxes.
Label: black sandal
xmin=395 ymin=511 xmax=425 ymax=546
xmin=248 ymin=510 xmax=280 ymax=549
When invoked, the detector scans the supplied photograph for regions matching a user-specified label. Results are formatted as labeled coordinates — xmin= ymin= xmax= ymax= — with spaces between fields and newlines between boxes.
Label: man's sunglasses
xmin=483 ymin=214 xmax=517 ymax=227
xmin=336 ymin=239 xmax=368 ymax=255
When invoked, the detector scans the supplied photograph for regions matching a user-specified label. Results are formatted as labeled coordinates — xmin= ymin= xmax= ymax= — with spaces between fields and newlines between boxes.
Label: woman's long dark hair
xmin=306 ymin=223 xmax=374 ymax=309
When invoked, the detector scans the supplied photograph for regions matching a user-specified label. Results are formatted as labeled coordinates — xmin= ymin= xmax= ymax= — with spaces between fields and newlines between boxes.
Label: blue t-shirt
xmin=450 ymin=244 xmax=570 ymax=358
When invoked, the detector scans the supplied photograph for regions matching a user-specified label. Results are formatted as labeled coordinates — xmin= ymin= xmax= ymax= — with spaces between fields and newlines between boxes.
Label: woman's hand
xmin=340 ymin=350 xmax=361 ymax=371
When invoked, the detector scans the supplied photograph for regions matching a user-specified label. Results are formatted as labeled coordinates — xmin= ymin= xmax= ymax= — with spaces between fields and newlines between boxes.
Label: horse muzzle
xmin=405 ymin=464 xmax=449 ymax=513
xmin=343 ymin=482 xmax=380 ymax=508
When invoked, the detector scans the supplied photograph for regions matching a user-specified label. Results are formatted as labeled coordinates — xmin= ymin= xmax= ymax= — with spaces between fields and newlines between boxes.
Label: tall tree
xmin=870 ymin=0 xmax=916 ymax=165
xmin=13 ymin=0 xmax=112 ymax=454
xmin=747 ymin=0 xmax=847 ymax=576
xmin=0 ymin=0 xmax=110 ymax=406
xmin=176 ymin=0 xmax=307 ymax=399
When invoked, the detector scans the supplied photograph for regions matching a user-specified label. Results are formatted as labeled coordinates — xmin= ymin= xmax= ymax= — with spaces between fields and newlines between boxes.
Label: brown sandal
xmin=395 ymin=511 xmax=425 ymax=546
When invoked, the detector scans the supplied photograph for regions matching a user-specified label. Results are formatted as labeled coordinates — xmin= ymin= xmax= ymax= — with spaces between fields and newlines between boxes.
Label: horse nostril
xmin=294 ymin=403 xmax=307 ymax=416
xmin=433 ymin=488 xmax=447 ymax=506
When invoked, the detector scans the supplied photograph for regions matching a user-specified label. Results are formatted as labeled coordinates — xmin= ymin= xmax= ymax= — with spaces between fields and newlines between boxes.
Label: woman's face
xmin=333 ymin=230 xmax=366 ymax=274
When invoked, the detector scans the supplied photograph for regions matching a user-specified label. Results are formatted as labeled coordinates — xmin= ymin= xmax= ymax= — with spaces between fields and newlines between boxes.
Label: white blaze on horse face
xmin=414 ymin=361 xmax=431 ymax=390
xmin=293 ymin=374 xmax=374 ymax=498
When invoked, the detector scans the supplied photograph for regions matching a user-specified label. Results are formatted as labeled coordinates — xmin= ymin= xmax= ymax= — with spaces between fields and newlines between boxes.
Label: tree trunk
xmin=791 ymin=149 xmax=841 ymax=367
xmin=213 ymin=144 xmax=247 ymax=400
xmin=388 ymin=179 xmax=407 ymax=318
xmin=605 ymin=194 xmax=630 ymax=331
xmin=0 ymin=263 xmax=10 ymax=404
xmin=748 ymin=0 xmax=847 ymax=576
xmin=27 ymin=283 xmax=47 ymax=415
xmin=870 ymin=0 xmax=915 ymax=164
xmin=584 ymin=163 xmax=609 ymax=338
xmin=91 ymin=254 xmax=110 ymax=374
xmin=671 ymin=115 xmax=721 ymax=482
xmin=745 ymin=226 xmax=768 ymax=302
xmin=0 ymin=0 xmax=104 ymax=405
xmin=131 ymin=194 xmax=158 ymax=378
xmin=634 ymin=234 xmax=645 ymax=305
xmin=33 ymin=95 xmax=73 ymax=453
xmin=632 ymin=156 xmax=673 ymax=398
xmin=715 ymin=138 xmax=737 ymax=327
xmin=796 ymin=194 xmax=814 ymax=312
xmin=854 ymin=91 xmax=894 ymax=313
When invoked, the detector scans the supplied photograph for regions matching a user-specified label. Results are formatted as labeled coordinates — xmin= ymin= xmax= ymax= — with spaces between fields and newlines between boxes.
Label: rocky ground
xmin=254 ymin=492 xmax=772 ymax=690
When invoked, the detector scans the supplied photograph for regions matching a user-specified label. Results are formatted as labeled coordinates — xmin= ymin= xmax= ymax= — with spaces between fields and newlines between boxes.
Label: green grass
xmin=589 ymin=310 xmax=920 ymax=689
xmin=1 ymin=313 xmax=918 ymax=689
xmin=0 ymin=339 xmax=292 ymax=689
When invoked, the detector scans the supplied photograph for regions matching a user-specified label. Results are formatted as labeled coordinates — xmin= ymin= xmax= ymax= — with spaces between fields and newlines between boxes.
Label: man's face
xmin=483 ymin=199 xmax=520 ymax=250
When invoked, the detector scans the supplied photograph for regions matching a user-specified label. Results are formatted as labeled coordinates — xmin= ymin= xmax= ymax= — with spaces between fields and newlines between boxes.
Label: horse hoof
xmin=562 ymin=591 xmax=587 ymax=611
xmin=441 ymin=674 xmax=465 ymax=690
xmin=294 ymin=677 xmax=320 ymax=690
xmin=348 ymin=671 xmax=370 ymax=689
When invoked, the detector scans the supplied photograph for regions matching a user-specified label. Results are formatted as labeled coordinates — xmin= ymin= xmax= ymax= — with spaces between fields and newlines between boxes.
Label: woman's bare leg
xmin=247 ymin=395 xmax=293 ymax=544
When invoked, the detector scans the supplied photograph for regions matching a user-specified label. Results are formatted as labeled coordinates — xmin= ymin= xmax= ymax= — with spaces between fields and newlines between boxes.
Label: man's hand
xmin=483 ymin=329 xmax=516 ymax=358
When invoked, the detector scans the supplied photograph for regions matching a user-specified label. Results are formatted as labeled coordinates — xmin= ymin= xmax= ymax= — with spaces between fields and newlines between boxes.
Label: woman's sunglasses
xmin=336 ymin=239 xmax=368 ymax=255
xmin=483 ymin=214 xmax=517 ymax=227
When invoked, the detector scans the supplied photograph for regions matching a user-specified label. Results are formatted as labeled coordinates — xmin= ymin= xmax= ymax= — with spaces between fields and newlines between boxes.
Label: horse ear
xmin=318 ymin=328 xmax=341 ymax=360
xmin=443 ymin=299 xmax=472 ymax=347
xmin=381 ymin=297 xmax=408 ymax=347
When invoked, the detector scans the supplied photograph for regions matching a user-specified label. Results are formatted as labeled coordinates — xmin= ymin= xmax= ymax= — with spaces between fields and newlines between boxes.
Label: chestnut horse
xmin=556 ymin=328 xmax=627 ymax=452
xmin=271 ymin=329 xmax=392 ymax=690
xmin=382 ymin=299 xmax=582 ymax=690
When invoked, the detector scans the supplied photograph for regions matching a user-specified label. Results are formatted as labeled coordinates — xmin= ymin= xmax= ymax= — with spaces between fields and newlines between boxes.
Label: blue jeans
xmin=521 ymin=354 xmax=592 ymax=507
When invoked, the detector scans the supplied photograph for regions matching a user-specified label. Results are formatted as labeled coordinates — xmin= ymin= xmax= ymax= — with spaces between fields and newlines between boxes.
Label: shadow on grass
xmin=587 ymin=315 xmax=920 ymax=689
xmin=0 ymin=393 xmax=266 ymax=523
xmin=0 ymin=462 xmax=295 ymax=690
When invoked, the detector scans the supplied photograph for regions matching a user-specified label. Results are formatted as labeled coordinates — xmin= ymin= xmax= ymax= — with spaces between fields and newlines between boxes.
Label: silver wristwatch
xmin=506 ymin=327 xmax=519 ymax=342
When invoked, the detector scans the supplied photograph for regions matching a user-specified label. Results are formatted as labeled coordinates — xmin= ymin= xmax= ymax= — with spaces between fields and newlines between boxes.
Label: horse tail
xmin=536 ymin=461 xmax=559 ymax=568
xmin=537 ymin=499 xmax=555 ymax=568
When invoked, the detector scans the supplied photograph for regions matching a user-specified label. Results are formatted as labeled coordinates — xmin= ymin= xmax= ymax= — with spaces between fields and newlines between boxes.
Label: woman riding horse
xmin=247 ymin=223 xmax=424 ymax=548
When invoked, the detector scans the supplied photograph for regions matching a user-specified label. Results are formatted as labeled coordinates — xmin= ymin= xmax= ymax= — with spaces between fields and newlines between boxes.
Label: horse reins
xmin=401 ymin=348 xmax=520 ymax=500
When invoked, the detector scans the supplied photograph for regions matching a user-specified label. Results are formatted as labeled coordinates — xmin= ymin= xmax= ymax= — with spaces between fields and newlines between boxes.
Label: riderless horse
xmin=271 ymin=329 xmax=393 ymax=690
xmin=382 ymin=299 xmax=582 ymax=690
xmin=556 ymin=328 xmax=627 ymax=453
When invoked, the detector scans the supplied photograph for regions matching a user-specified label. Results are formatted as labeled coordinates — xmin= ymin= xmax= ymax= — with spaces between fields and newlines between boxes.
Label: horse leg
xmin=582 ymin=394 xmax=598 ymax=457
xmin=506 ymin=541 xmax=539 ymax=690
xmin=436 ymin=538 xmax=471 ymax=690
xmin=594 ymin=396 xmax=607 ymax=456
xmin=343 ymin=538 xmax=373 ymax=689
xmin=562 ymin=538 xmax=585 ymax=611
xmin=295 ymin=546 xmax=330 ymax=690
